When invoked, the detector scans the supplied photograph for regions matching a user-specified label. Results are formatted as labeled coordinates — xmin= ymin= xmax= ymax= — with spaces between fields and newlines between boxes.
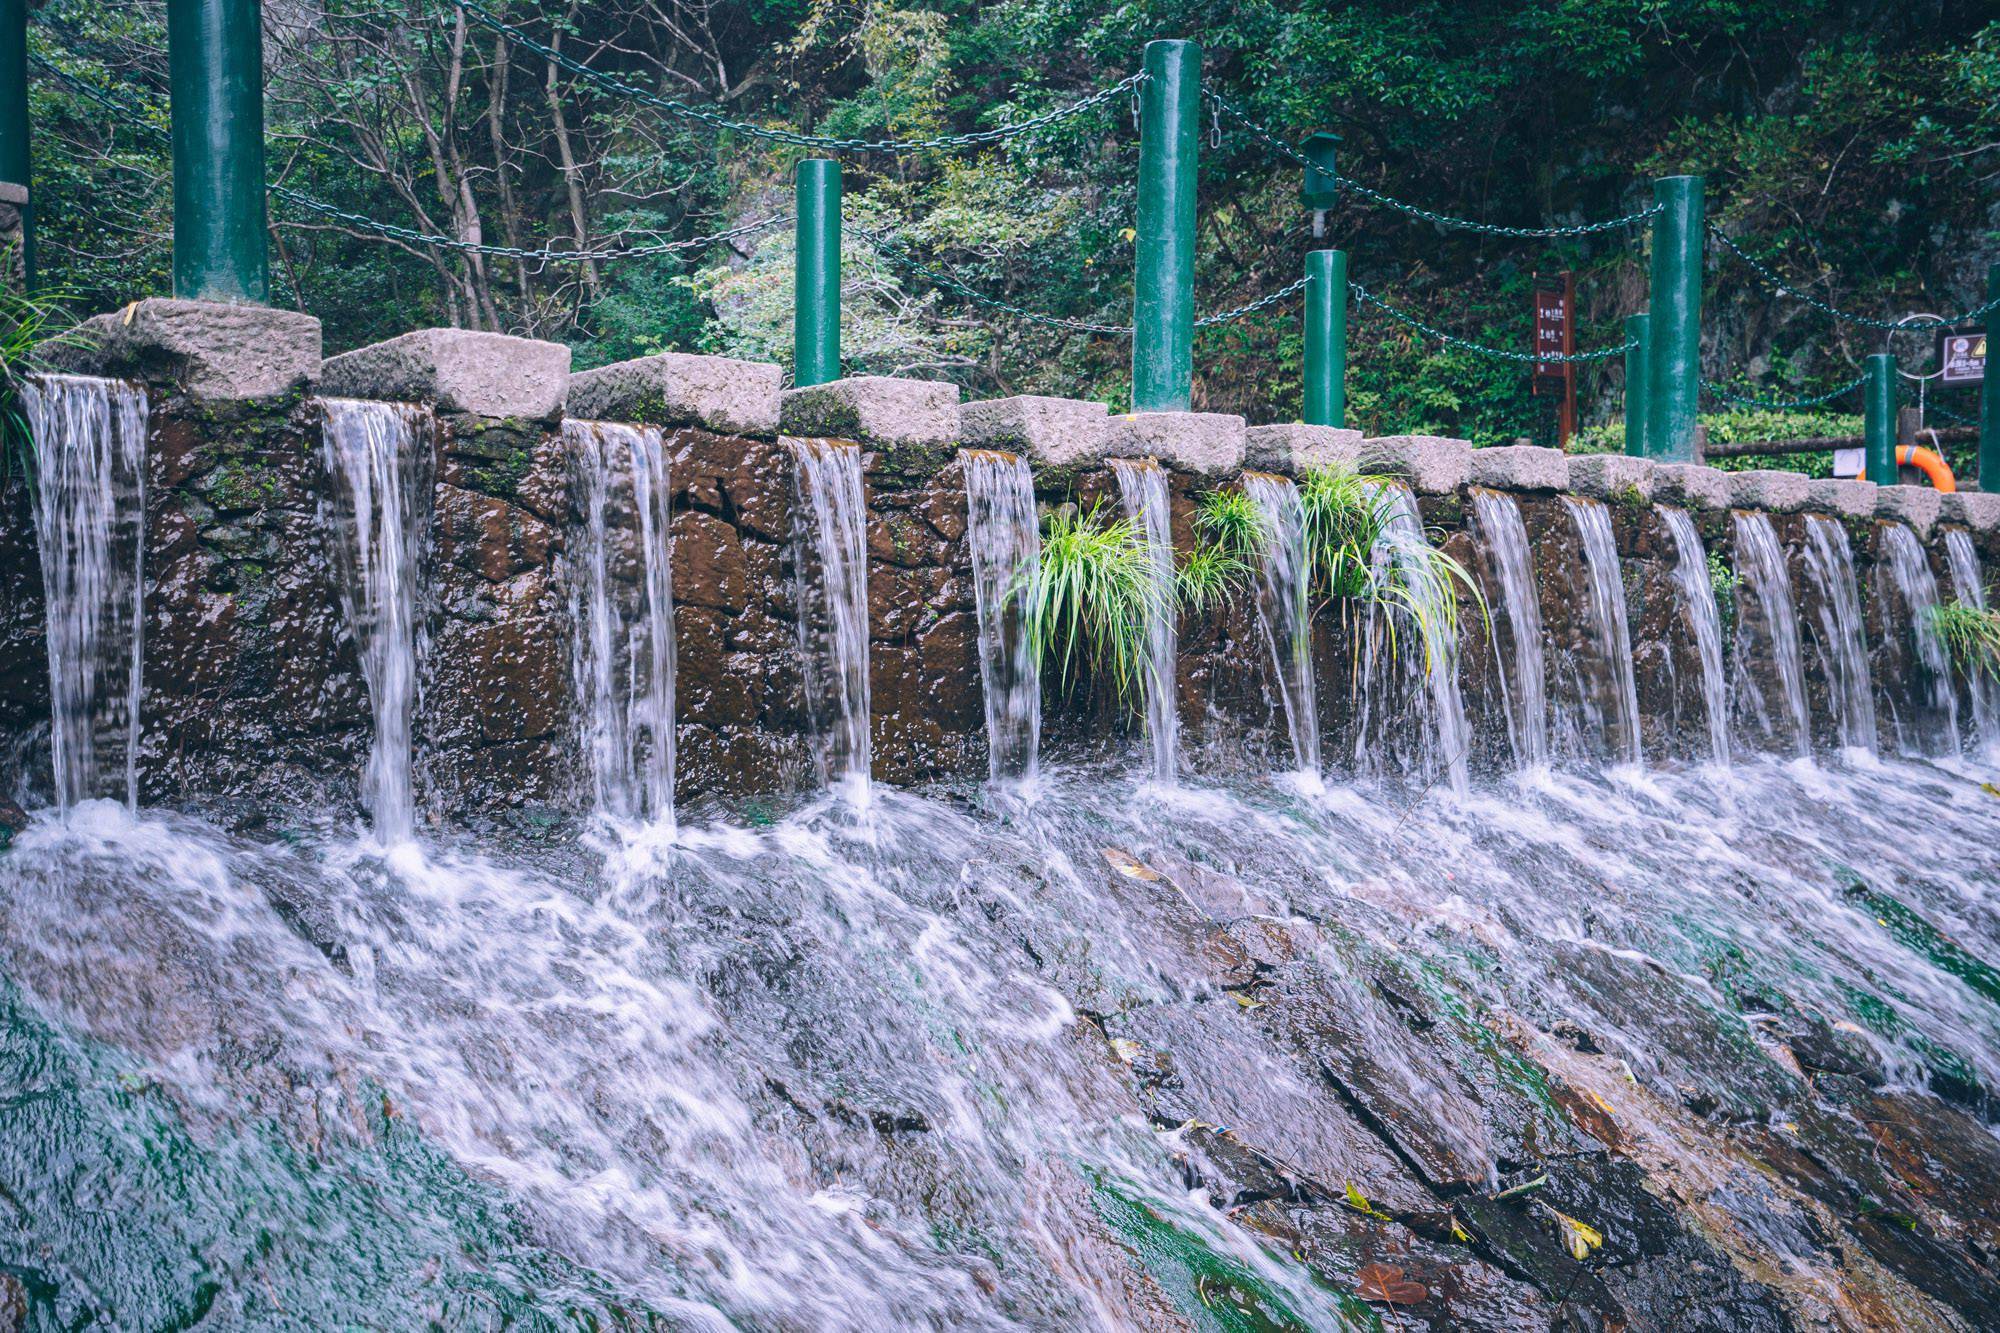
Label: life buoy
xmin=1849 ymin=445 xmax=1956 ymax=492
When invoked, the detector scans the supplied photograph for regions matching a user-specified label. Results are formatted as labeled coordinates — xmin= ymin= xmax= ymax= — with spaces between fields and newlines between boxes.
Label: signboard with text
xmin=1937 ymin=329 xmax=1986 ymax=387
xmin=1534 ymin=286 xmax=1571 ymax=380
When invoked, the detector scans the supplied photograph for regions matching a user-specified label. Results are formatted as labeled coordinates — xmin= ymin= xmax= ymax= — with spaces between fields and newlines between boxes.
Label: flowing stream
xmin=1942 ymin=527 xmax=1997 ymax=752
xmin=568 ymin=420 xmax=678 ymax=824
xmin=1559 ymin=496 xmax=1641 ymax=766
xmin=1242 ymin=472 xmax=1320 ymax=776
xmin=1469 ymin=489 xmax=1548 ymax=770
xmin=789 ymin=440 xmax=873 ymax=796
xmin=1111 ymin=459 xmax=1179 ymax=784
xmin=1880 ymin=522 xmax=1959 ymax=757
xmin=320 ymin=399 xmax=431 ymax=843
xmin=1801 ymin=514 xmax=1879 ymax=754
xmin=1730 ymin=511 xmax=1811 ymax=759
xmin=1657 ymin=506 xmax=1730 ymax=765
xmin=963 ymin=451 xmax=1042 ymax=784
xmin=21 ymin=374 xmax=149 ymax=812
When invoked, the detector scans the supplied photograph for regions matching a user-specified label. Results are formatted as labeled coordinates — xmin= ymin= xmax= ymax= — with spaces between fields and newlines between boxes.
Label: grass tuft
xmin=1926 ymin=602 xmax=2000 ymax=680
xmin=1021 ymin=501 xmax=1165 ymax=705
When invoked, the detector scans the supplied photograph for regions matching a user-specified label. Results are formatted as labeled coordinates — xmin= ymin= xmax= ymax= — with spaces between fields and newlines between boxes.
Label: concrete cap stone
xmin=1876 ymin=485 xmax=1942 ymax=539
xmin=1804 ymin=479 xmax=1877 ymax=520
xmin=1105 ymin=411 xmax=1247 ymax=479
xmin=1940 ymin=491 xmax=2000 ymax=534
xmin=1727 ymin=468 xmax=1811 ymax=513
xmin=1651 ymin=462 xmax=1732 ymax=511
xmin=780 ymin=375 xmax=960 ymax=450
xmin=1565 ymin=453 xmax=1657 ymax=502
xmin=53 ymin=297 xmax=321 ymax=403
xmin=320 ymin=328 xmax=570 ymax=421
xmin=1359 ymin=435 xmax=1471 ymax=494
xmin=960 ymin=395 xmax=1109 ymax=470
xmin=1466 ymin=444 xmax=1568 ymax=492
xmin=1242 ymin=424 xmax=1364 ymax=475
xmin=567 ymin=351 xmax=780 ymax=436
xmin=0 ymin=181 xmax=27 ymax=206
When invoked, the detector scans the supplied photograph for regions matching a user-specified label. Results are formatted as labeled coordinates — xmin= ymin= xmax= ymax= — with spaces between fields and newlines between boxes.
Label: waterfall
xmin=1560 ymin=496 xmax=1641 ymax=766
xmin=321 ymin=398 xmax=431 ymax=843
xmin=1111 ymin=458 xmax=1179 ymax=783
xmin=1358 ymin=486 xmax=1469 ymax=794
xmin=962 ymin=450 xmax=1042 ymax=784
xmin=21 ymin=374 xmax=148 ymax=811
xmin=1729 ymin=512 xmax=1811 ymax=759
xmin=789 ymin=439 xmax=872 ymax=794
xmin=1657 ymin=506 xmax=1730 ymax=765
xmin=1880 ymin=522 xmax=1959 ymax=756
xmin=1942 ymin=528 xmax=1997 ymax=752
xmin=1469 ymin=489 xmax=1548 ymax=770
xmin=569 ymin=421 xmax=678 ymax=824
xmin=1801 ymin=515 xmax=1878 ymax=754
xmin=1242 ymin=473 xmax=1320 ymax=776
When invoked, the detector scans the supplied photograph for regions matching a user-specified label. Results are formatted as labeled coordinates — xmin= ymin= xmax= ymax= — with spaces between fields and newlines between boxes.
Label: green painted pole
xmin=168 ymin=0 xmax=268 ymax=303
xmin=1982 ymin=263 xmax=2000 ymax=493
xmin=1623 ymin=313 xmax=1651 ymax=458
xmin=1132 ymin=38 xmax=1199 ymax=414
xmin=1 ymin=0 xmax=30 ymax=289
xmin=1303 ymin=249 xmax=1346 ymax=428
xmin=794 ymin=158 xmax=841 ymax=388
xmin=1865 ymin=353 xmax=1897 ymax=485
xmin=1646 ymin=176 xmax=1703 ymax=462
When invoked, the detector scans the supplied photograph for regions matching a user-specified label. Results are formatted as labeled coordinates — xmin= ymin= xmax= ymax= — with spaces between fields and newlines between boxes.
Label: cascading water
xmin=1729 ymin=511 xmax=1811 ymax=759
xmin=1942 ymin=527 xmax=1997 ymax=752
xmin=962 ymin=450 xmax=1042 ymax=784
xmin=1357 ymin=486 xmax=1470 ymax=794
xmin=1110 ymin=458 xmax=1178 ymax=783
xmin=320 ymin=398 xmax=430 ymax=843
xmin=568 ymin=420 xmax=677 ymax=823
xmin=1241 ymin=472 xmax=1319 ymax=776
xmin=1801 ymin=515 xmax=1878 ymax=754
xmin=1559 ymin=496 xmax=1641 ymax=766
xmin=1880 ymin=522 xmax=1959 ymax=756
xmin=1657 ymin=506 xmax=1730 ymax=765
xmin=20 ymin=374 xmax=149 ymax=812
xmin=789 ymin=439 xmax=872 ymax=794
xmin=1469 ymin=488 xmax=1548 ymax=770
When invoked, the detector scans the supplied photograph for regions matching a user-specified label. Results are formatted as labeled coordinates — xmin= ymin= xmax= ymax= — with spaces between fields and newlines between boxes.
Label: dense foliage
xmin=21 ymin=0 xmax=2000 ymax=445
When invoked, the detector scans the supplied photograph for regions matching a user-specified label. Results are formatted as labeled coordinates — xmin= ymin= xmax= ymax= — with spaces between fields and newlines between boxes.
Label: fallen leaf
xmin=1981 ymin=781 xmax=2000 ymax=799
xmin=1343 ymin=1181 xmax=1393 ymax=1222
xmin=1547 ymin=1207 xmax=1604 ymax=1261
xmin=1109 ymin=1037 xmax=1143 ymax=1065
xmin=1101 ymin=848 xmax=1163 ymax=881
xmin=1355 ymin=1263 xmax=1428 ymax=1305
xmin=1230 ymin=991 xmax=1265 ymax=1012
xmin=1450 ymin=1217 xmax=1471 ymax=1243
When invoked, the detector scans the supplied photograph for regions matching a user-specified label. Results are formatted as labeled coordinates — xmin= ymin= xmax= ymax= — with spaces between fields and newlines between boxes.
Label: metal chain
xmin=1351 ymin=283 xmax=1634 ymax=364
xmin=1706 ymin=225 xmax=2000 ymax=331
xmin=1701 ymin=375 xmax=1865 ymax=412
xmin=1202 ymin=89 xmax=1660 ymax=239
xmin=461 ymin=1 xmax=1146 ymax=155
xmin=1194 ymin=275 xmax=1311 ymax=327
xmin=1928 ymin=401 xmax=1979 ymax=427
xmin=855 ymin=228 xmax=1134 ymax=334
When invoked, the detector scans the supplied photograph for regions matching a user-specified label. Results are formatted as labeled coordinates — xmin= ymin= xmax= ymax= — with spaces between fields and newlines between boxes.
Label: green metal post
xmin=1865 ymin=353 xmax=1897 ymax=485
xmin=168 ymin=0 xmax=268 ymax=303
xmin=1132 ymin=38 xmax=1199 ymax=413
xmin=1 ymin=0 xmax=30 ymax=288
xmin=794 ymin=158 xmax=841 ymax=388
xmin=1623 ymin=313 xmax=1651 ymax=458
xmin=1646 ymin=176 xmax=1704 ymax=462
xmin=1982 ymin=263 xmax=2000 ymax=493
xmin=1303 ymin=249 xmax=1346 ymax=428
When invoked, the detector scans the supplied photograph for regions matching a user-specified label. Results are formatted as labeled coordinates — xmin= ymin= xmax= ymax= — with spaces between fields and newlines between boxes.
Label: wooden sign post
xmin=1533 ymin=272 xmax=1576 ymax=449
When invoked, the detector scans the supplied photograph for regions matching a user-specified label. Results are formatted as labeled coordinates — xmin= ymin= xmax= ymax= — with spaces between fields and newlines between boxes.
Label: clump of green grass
xmin=1 ymin=250 xmax=82 ymax=485
xmin=1709 ymin=551 xmax=1740 ymax=635
xmin=1926 ymin=602 xmax=2000 ymax=680
xmin=1175 ymin=489 xmax=1264 ymax=614
xmin=1022 ymin=501 xmax=1165 ymax=704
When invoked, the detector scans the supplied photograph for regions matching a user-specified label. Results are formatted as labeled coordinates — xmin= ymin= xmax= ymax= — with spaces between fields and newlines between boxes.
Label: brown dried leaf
xmin=1355 ymin=1263 xmax=1429 ymax=1305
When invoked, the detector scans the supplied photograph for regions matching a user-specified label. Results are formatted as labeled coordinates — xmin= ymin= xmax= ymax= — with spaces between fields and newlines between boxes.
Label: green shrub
xmin=1023 ymin=502 xmax=1165 ymax=705
xmin=1926 ymin=603 xmax=2000 ymax=679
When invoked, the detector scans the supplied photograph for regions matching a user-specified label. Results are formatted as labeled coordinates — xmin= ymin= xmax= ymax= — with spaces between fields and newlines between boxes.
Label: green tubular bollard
xmin=1865 ymin=353 xmax=1897 ymax=485
xmin=169 ymin=0 xmax=269 ymax=303
xmin=1982 ymin=263 xmax=2000 ymax=493
xmin=1623 ymin=313 xmax=1651 ymax=458
xmin=1132 ymin=39 xmax=1198 ymax=414
xmin=793 ymin=158 xmax=841 ymax=388
xmin=1 ymin=0 xmax=31 ymax=289
xmin=1303 ymin=250 xmax=1347 ymax=428
xmin=1646 ymin=176 xmax=1703 ymax=462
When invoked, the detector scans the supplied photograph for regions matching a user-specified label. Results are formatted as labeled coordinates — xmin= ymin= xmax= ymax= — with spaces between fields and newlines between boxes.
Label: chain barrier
xmin=855 ymin=228 xmax=1134 ymax=334
xmin=1700 ymin=374 xmax=1865 ymax=412
xmin=1351 ymin=283 xmax=1634 ymax=365
xmin=461 ymin=1 xmax=1145 ymax=156
xmin=1928 ymin=401 xmax=1979 ymax=428
xmin=1202 ymin=89 xmax=1659 ymax=240
xmin=1706 ymin=225 xmax=2000 ymax=331
xmin=1194 ymin=275 xmax=1310 ymax=327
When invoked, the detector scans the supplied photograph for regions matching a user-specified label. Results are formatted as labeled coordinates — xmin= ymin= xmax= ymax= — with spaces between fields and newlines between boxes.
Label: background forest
xmin=21 ymin=0 xmax=2000 ymax=453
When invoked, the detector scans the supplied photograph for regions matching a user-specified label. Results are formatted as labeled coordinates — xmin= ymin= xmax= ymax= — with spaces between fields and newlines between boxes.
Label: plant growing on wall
xmin=0 ymin=258 xmax=80 ymax=486
xmin=1175 ymin=489 xmax=1266 ymax=615
xmin=1709 ymin=552 xmax=1741 ymax=638
xmin=1022 ymin=501 xmax=1165 ymax=705
xmin=1926 ymin=603 xmax=2000 ymax=680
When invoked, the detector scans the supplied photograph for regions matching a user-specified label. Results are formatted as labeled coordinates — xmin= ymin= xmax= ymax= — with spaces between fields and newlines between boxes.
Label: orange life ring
xmin=1850 ymin=445 xmax=1956 ymax=492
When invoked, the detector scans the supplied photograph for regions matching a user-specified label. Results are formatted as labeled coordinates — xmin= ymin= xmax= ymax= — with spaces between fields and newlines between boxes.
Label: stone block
xmin=1359 ymin=435 xmax=1471 ymax=494
xmin=1940 ymin=491 xmax=2000 ymax=533
xmin=1726 ymin=468 xmax=1810 ymax=513
xmin=1465 ymin=444 xmax=1568 ymax=492
xmin=959 ymin=395 xmax=1109 ymax=470
xmin=1804 ymin=479 xmax=1877 ymax=520
xmin=780 ymin=376 xmax=960 ymax=454
xmin=1876 ymin=485 xmax=1942 ymax=539
xmin=53 ymin=298 xmax=321 ymax=403
xmin=1243 ymin=424 xmax=1364 ymax=475
xmin=1104 ymin=411 xmax=1247 ymax=479
xmin=320 ymin=328 xmax=570 ymax=421
xmin=1565 ymin=454 xmax=1656 ymax=502
xmin=568 ymin=351 xmax=780 ymax=436
xmin=1650 ymin=463 xmax=1732 ymax=511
